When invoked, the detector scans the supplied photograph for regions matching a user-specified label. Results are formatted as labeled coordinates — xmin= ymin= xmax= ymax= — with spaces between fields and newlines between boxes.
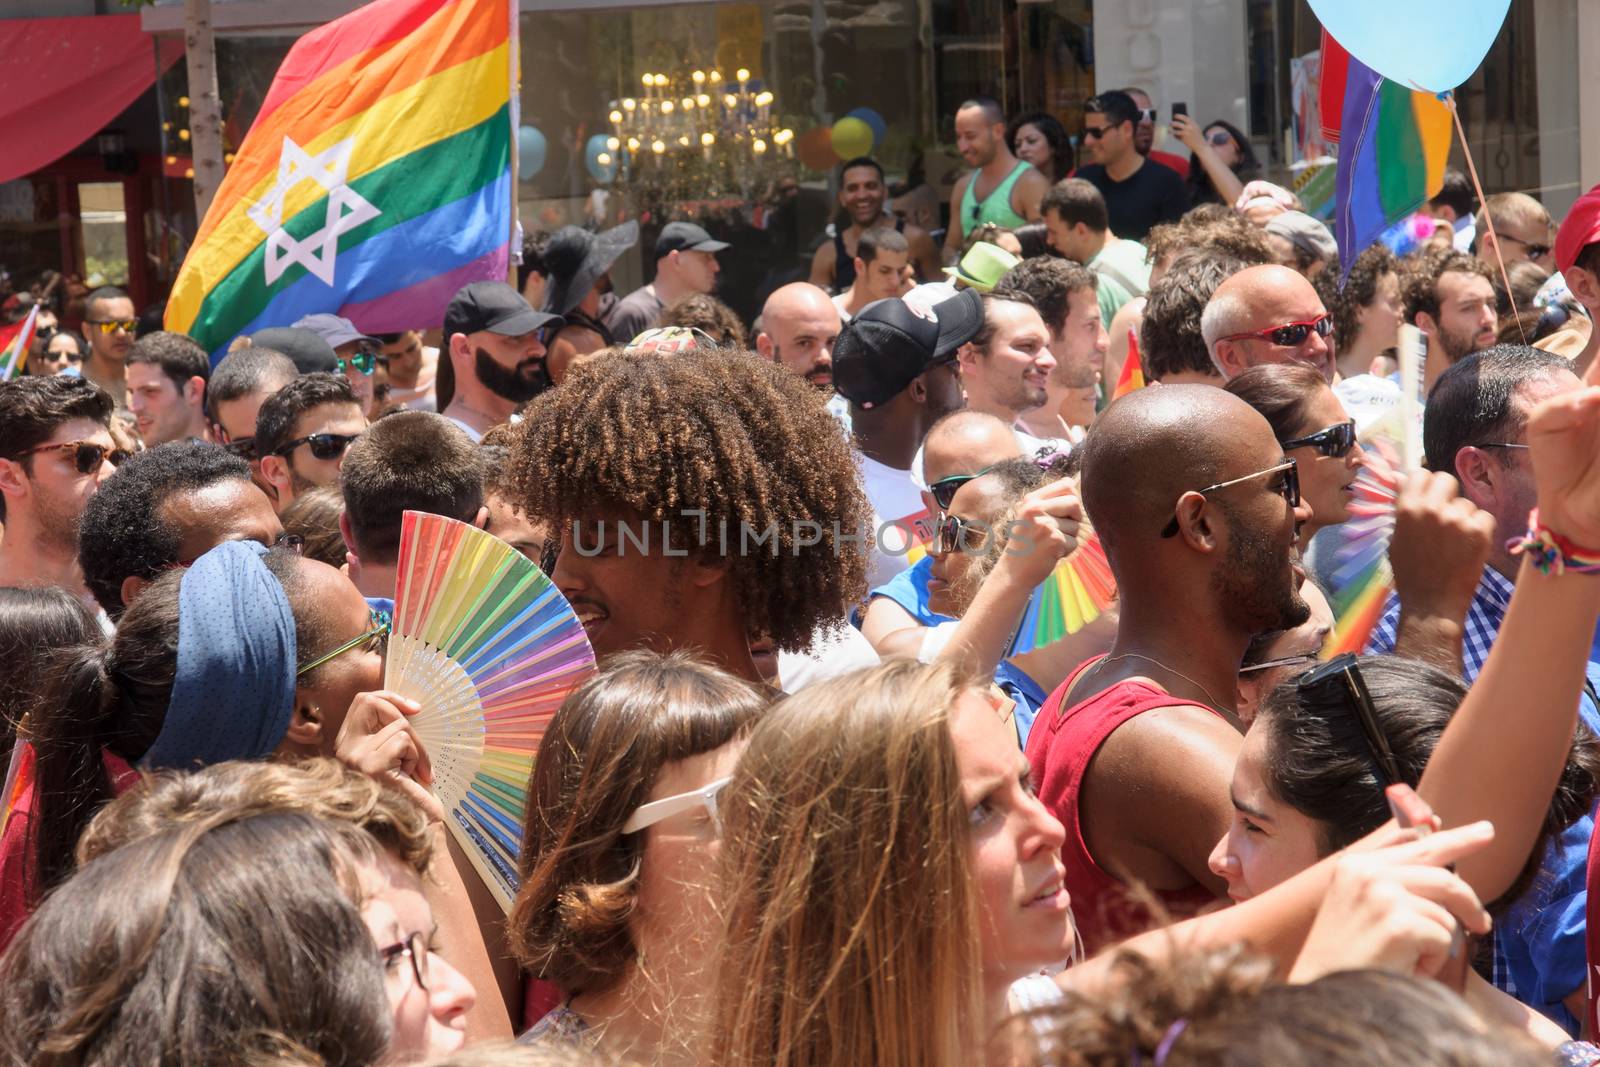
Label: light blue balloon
xmin=584 ymin=133 xmax=618 ymax=183
xmin=517 ymin=126 xmax=547 ymax=178
xmin=1308 ymin=0 xmax=1511 ymax=93
xmin=846 ymin=107 xmax=887 ymax=149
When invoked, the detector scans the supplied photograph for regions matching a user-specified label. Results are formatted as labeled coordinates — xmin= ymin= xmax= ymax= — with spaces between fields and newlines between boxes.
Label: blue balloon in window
xmin=517 ymin=126 xmax=547 ymax=179
xmin=585 ymin=134 xmax=618 ymax=183
xmin=845 ymin=107 xmax=887 ymax=149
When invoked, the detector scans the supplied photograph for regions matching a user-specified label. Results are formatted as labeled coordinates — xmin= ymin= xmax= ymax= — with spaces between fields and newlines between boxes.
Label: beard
xmin=1000 ymin=377 xmax=1049 ymax=415
xmin=1209 ymin=502 xmax=1311 ymax=637
xmin=1437 ymin=322 xmax=1489 ymax=365
xmin=32 ymin=480 xmax=82 ymax=554
xmin=476 ymin=345 xmax=549 ymax=403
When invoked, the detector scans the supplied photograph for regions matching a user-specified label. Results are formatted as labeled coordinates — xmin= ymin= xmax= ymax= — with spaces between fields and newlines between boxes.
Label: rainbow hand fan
xmin=386 ymin=511 xmax=597 ymax=912
xmin=1009 ymin=529 xmax=1118 ymax=654
xmin=1321 ymin=438 xmax=1402 ymax=657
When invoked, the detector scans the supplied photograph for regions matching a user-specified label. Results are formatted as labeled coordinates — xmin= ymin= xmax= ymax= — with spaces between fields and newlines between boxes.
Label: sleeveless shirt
xmin=960 ymin=160 xmax=1032 ymax=233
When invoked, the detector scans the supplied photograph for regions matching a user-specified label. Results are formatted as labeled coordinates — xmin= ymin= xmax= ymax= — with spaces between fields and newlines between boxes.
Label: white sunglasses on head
xmin=621 ymin=775 xmax=734 ymax=834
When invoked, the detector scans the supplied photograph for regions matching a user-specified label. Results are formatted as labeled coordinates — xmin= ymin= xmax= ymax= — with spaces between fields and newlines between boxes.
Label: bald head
xmin=1080 ymin=385 xmax=1283 ymax=565
xmin=1201 ymin=265 xmax=1333 ymax=383
xmin=756 ymin=282 xmax=842 ymax=391
xmin=921 ymin=410 xmax=1023 ymax=485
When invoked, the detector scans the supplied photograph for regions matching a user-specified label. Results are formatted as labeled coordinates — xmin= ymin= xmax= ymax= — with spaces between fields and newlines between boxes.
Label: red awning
xmin=0 ymin=14 xmax=184 ymax=184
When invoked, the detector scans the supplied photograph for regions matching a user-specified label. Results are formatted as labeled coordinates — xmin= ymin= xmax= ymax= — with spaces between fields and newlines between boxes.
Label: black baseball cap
xmin=250 ymin=326 xmax=337 ymax=375
xmin=832 ymin=288 xmax=984 ymax=409
xmin=443 ymin=281 xmax=563 ymax=341
xmin=654 ymin=221 xmax=730 ymax=259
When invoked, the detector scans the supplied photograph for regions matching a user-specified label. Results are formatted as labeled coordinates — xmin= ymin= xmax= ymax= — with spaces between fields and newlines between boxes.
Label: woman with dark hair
xmin=1224 ymin=362 xmax=1361 ymax=547
xmin=1008 ymin=112 xmax=1073 ymax=186
xmin=0 ymin=797 xmax=476 ymax=1065
xmin=1171 ymin=115 xmax=1259 ymax=207
xmin=27 ymin=328 xmax=86 ymax=376
xmin=1208 ymin=654 xmax=1599 ymax=1051
xmin=510 ymin=649 xmax=767 ymax=1061
xmin=0 ymin=540 xmax=403 ymax=950
xmin=0 ymin=587 xmax=98 ymax=767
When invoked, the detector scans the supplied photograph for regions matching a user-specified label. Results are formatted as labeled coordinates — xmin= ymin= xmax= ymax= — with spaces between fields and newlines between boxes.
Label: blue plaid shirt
xmin=1366 ymin=565 xmax=1598 ymax=1034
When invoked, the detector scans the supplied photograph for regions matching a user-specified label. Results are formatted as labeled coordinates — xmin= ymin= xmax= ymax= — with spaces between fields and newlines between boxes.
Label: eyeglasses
xmin=1082 ymin=125 xmax=1109 ymax=140
xmin=221 ymin=436 xmax=257 ymax=461
xmin=1218 ymin=314 xmax=1334 ymax=348
xmin=271 ymin=432 xmax=361 ymax=461
xmin=1500 ymin=233 xmax=1552 ymax=260
xmin=1207 ymin=130 xmax=1234 ymax=147
xmin=928 ymin=463 xmax=998 ymax=511
xmin=1296 ymin=653 xmax=1404 ymax=786
xmin=14 ymin=440 xmax=130 ymax=473
xmin=933 ymin=513 xmax=993 ymax=555
xmin=378 ymin=931 xmax=430 ymax=991
xmin=35 ymin=325 xmax=58 ymax=341
xmin=1137 ymin=108 xmax=1157 ymax=124
xmin=297 ymin=605 xmax=390 ymax=677
xmin=169 ymin=533 xmax=304 ymax=571
xmin=621 ymin=775 xmax=733 ymax=835
xmin=1239 ymin=652 xmax=1320 ymax=675
xmin=1479 ymin=442 xmax=1530 ymax=451
xmin=1160 ymin=460 xmax=1300 ymax=538
xmin=85 ymin=318 xmax=137 ymax=335
xmin=1281 ymin=420 xmax=1357 ymax=459
xmin=336 ymin=348 xmax=385 ymax=376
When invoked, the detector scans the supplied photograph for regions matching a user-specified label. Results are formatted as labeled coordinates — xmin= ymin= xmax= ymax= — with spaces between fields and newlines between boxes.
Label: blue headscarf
xmin=140 ymin=540 xmax=298 ymax=770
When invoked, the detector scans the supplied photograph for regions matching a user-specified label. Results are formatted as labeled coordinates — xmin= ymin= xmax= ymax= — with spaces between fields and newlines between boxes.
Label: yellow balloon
xmin=830 ymin=116 xmax=874 ymax=159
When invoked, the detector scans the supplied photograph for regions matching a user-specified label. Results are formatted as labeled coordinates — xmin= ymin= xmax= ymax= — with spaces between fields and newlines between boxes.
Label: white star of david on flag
xmin=247 ymin=136 xmax=381 ymax=287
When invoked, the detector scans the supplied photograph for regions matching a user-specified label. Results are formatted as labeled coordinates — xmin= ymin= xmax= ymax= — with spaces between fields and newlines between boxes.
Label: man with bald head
xmin=756 ymin=281 xmax=842 ymax=393
xmin=859 ymin=409 xmax=1023 ymax=658
xmin=1201 ymin=264 xmax=1335 ymax=383
xmin=1026 ymin=384 xmax=1312 ymax=955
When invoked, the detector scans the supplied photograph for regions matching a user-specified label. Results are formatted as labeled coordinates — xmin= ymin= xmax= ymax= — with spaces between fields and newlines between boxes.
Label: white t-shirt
xmin=831 ymin=291 xmax=855 ymax=323
xmin=777 ymin=622 xmax=881 ymax=693
xmin=857 ymin=451 xmax=933 ymax=590
xmin=444 ymin=415 xmax=485 ymax=444
xmin=386 ymin=345 xmax=439 ymax=412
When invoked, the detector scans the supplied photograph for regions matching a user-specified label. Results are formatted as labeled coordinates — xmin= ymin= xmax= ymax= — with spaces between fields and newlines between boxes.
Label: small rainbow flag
xmin=165 ymin=0 xmax=514 ymax=360
xmin=0 ymin=304 xmax=40 ymax=380
xmin=1113 ymin=328 xmax=1145 ymax=399
xmin=1322 ymin=30 xmax=1452 ymax=277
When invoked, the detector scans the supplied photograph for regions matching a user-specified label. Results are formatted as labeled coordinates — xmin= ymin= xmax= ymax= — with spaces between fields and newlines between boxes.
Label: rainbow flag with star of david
xmin=165 ymin=0 xmax=514 ymax=360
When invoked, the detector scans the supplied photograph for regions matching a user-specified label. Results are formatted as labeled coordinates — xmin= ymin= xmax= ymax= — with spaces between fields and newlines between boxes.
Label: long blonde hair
xmin=711 ymin=659 xmax=986 ymax=1067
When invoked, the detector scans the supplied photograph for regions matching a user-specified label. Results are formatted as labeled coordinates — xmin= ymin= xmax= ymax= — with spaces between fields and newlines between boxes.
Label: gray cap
xmin=1265 ymin=211 xmax=1338 ymax=265
xmin=292 ymin=312 xmax=380 ymax=350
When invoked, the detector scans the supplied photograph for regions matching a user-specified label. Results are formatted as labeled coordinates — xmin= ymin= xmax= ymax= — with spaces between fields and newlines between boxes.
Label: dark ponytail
xmin=27 ymin=571 xmax=181 ymax=898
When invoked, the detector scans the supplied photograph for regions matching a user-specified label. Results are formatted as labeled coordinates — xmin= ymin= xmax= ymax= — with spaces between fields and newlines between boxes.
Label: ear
xmin=338 ymin=510 xmax=358 ymax=554
xmin=471 ymin=504 xmax=489 ymax=531
xmin=0 ymin=457 xmax=27 ymax=500
xmin=956 ymin=341 xmax=980 ymax=374
xmin=853 ymin=256 xmax=867 ymax=278
xmin=1211 ymin=340 xmax=1244 ymax=379
xmin=1564 ymin=266 xmax=1600 ymax=310
xmin=258 ymin=454 xmax=291 ymax=505
xmin=1453 ymin=447 xmax=1497 ymax=510
xmin=754 ymin=331 xmax=774 ymax=360
xmin=282 ymin=697 xmax=325 ymax=751
xmin=687 ymin=553 xmax=728 ymax=590
xmin=447 ymin=331 xmax=472 ymax=369
xmin=1172 ymin=491 xmax=1220 ymax=553
xmin=1414 ymin=310 xmax=1439 ymax=337
xmin=184 ymin=376 xmax=206 ymax=409
xmin=119 ymin=574 xmax=147 ymax=611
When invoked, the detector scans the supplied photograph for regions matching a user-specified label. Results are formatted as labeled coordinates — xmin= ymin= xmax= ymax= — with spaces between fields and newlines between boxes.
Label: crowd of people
xmin=3 ymin=86 xmax=1600 ymax=1067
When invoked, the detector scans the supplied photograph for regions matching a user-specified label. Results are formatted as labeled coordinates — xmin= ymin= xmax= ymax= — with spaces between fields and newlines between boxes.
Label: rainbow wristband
xmin=1507 ymin=509 xmax=1600 ymax=576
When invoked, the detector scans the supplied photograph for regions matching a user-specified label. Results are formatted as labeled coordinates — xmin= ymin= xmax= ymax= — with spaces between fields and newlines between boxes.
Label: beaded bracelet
xmin=1507 ymin=509 xmax=1600 ymax=576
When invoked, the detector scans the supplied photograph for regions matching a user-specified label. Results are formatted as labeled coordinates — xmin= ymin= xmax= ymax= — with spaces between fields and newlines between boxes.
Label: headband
xmin=141 ymin=540 xmax=298 ymax=770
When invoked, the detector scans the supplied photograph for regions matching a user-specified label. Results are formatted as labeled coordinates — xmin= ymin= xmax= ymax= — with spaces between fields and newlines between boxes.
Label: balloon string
xmin=1443 ymin=92 xmax=1527 ymax=345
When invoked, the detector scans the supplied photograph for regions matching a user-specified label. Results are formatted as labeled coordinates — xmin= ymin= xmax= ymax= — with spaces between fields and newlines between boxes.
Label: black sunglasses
xmin=928 ymin=463 xmax=999 ymax=511
xmin=16 ymin=439 xmax=131 ymax=474
xmin=221 ymin=436 xmax=257 ymax=461
xmin=1281 ymin=420 xmax=1357 ymax=459
xmin=272 ymin=432 xmax=360 ymax=461
xmin=1160 ymin=460 xmax=1300 ymax=538
xmin=1296 ymin=653 xmax=1404 ymax=786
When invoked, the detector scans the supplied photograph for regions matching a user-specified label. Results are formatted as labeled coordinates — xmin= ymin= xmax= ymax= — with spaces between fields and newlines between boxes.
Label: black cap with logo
xmin=443 ymin=281 xmax=563 ymax=341
xmin=653 ymin=221 xmax=731 ymax=259
xmin=832 ymin=288 xmax=984 ymax=409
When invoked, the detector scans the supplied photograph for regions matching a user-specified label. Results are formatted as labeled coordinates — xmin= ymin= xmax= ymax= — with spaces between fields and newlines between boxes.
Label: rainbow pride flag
xmin=1323 ymin=31 xmax=1451 ymax=277
xmin=165 ymin=0 xmax=514 ymax=359
xmin=1112 ymin=327 xmax=1145 ymax=399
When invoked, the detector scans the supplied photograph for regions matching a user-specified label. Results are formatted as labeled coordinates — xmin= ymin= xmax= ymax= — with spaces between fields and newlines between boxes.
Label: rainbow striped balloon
xmin=165 ymin=0 xmax=514 ymax=359
xmin=1009 ymin=530 xmax=1118 ymax=654
xmin=388 ymin=511 xmax=596 ymax=911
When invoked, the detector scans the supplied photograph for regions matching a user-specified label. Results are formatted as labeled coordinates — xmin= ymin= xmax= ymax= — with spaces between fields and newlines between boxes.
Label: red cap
xmin=1556 ymin=181 xmax=1600 ymax=274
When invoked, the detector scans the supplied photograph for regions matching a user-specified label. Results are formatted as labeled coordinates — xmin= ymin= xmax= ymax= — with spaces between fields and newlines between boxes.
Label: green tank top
xmin=960 ymin=160 xmax=1031 ymax=232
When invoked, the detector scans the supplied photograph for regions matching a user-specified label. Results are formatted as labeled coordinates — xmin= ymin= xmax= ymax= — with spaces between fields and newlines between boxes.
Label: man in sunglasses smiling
xmin=255 ymin=372 xmax=368 ymax=513
xmin=0 ymin=375 xmax=122 ymax=603
xmin=1202 ymin=264 xmax=1336 ymax=383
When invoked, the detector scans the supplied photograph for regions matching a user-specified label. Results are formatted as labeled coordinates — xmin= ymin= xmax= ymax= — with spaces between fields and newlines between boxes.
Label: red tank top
xmin=1025 ymin=657 xmax=1222 ymax=956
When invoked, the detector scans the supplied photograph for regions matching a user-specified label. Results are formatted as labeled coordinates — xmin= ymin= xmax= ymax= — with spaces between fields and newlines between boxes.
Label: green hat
xmin=943 ymin=242 xmax=1021 ymax=293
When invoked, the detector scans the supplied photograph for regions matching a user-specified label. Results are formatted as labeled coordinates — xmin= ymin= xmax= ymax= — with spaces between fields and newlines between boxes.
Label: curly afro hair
xmin=78 ymin=442 xmax=252 ymax=618
xmin=505 ymin=347 xmax=870 ymax=651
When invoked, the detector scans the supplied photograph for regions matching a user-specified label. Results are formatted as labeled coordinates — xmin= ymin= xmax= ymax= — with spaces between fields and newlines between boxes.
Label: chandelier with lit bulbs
xmin=600 ymin=68 xmax=794 ymax=182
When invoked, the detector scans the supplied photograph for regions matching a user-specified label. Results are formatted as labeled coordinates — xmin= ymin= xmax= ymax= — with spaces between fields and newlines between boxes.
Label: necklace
xmin=447 ymin=396 xmax=501 ymax=428
xmin=1099 ymin=651 xmax=1236 ymax=715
